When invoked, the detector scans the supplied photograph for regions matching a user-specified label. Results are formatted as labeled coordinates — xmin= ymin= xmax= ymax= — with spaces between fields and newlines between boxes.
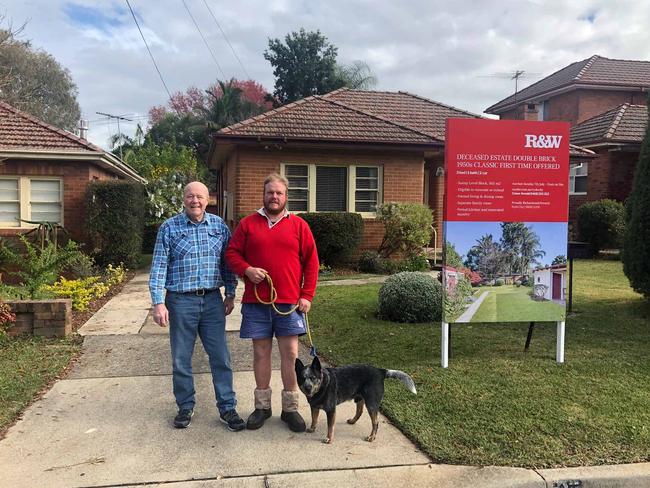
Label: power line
xmin=201 ymin=0 xmax=250 ymax=79
xmin=125 ymin=0 xmax=175 ymax=106
xmin=182 ymin=0 xmax=226 ymax=79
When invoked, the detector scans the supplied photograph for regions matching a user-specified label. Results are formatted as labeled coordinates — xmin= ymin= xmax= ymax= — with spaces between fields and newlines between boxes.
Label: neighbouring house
xmin=209 ymin=88 xmax=482 ymax=252
xmin=442 ymin=265 xmax=464 ymax=295
xmin=0 ymin=101 xmax=145 ymax=245
xmin=485 ymin=55 xmax=649 ymax=225
xmin=532 ymin=264 xmax=567 ymax=303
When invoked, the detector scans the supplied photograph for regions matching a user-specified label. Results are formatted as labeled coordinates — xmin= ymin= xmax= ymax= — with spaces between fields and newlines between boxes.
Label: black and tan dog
xmin=295 ymin=356 xmax=417 ymax=444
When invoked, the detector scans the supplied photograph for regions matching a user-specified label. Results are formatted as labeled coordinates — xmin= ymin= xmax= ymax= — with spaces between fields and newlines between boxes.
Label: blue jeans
xmin=166 ymin=289 xmax=236 ymax=415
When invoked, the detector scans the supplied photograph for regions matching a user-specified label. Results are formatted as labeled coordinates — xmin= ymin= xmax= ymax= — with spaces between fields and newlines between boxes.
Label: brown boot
xmin=246 ymin=388 xmax=272 ymax=430
xmin=280 ymin=389 xmax=306 ymax=432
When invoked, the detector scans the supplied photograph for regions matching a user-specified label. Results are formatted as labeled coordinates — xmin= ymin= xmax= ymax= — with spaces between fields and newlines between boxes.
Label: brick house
xmin=209 ymin=88 xmax=482 ymax=252
xmin=0 ymin=101 xmax=145 ymax=245
xmin=485 ymin=55 xmax=649 ymax=223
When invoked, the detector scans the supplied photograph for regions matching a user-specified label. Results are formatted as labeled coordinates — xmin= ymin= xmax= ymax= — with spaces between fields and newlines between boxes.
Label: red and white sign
xmin=444 ymin=119 xmax=570 ymax=222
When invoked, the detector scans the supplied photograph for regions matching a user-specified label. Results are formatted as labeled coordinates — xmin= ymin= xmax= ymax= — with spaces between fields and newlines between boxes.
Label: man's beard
xmin=264 ymin=201 xmax=286 ymax=217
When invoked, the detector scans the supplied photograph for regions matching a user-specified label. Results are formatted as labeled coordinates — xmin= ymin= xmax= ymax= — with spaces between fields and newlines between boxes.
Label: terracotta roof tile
xmin=218 ymin=89 xmax=482 ymax=144
xmin=486 ymin=55 xmax=650 ymax=114
xmin=571 ymin=104 xmax=647 ymax=146
xmin=0 ymin=101 xmax=102 ymax=152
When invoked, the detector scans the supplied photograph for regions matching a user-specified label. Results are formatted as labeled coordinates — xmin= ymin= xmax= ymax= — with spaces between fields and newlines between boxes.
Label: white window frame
xmin=281 ymin=163 xmax=383 ymax=217
xmin=0 ymin=176 xmax=64 ymax=228
xmin=569 ymin=163 xmax=588 ymax=195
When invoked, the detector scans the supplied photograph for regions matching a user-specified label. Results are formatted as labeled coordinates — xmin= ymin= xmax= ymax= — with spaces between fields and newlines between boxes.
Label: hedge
xmin=86 ymin=181 xmax=145 ymax=268
xmin=298 ymin=212 xmax=363 ymax=267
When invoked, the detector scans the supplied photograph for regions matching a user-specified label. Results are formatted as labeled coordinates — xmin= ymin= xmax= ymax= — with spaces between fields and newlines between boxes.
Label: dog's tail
xmin=386 ymin=370 xmax=417 ymax=394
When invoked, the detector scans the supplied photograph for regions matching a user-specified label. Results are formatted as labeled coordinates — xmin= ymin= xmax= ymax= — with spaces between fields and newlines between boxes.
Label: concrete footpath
xmin=1 ymin=270 xmax=650 ymax=487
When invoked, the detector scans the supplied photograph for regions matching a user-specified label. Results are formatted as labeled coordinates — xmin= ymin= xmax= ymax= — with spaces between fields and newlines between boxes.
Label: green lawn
xmin=308 ymin=260 xmax=650 ymax=468
xmin=0 ymin=335 xmax=82 ymax=434
xmin=470 ymin=285 xmax=565 ymax=322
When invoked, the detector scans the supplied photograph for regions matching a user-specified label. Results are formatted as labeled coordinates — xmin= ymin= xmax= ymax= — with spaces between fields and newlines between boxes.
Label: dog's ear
xmin=295 ymin=358 xmax=305 ymax=375
xmin=311 ymin=355 xmax=322 ymax=376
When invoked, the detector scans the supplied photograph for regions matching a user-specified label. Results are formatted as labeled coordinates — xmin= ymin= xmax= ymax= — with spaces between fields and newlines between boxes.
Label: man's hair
xmin=263 ymin=173 xmax=289 ymax=190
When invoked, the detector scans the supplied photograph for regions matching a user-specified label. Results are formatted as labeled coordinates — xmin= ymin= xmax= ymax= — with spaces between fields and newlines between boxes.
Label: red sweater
xmin=225 ymin=213 xmax=319 ymax=304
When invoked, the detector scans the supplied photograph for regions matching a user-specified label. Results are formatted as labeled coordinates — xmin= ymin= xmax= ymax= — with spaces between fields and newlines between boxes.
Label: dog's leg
xmin=347 ymin=398 xmax=364 ymax=425
xmin=323 ymin=410 xmax=336 ymax=444
xmin=366 ymin=409 xmax=379 ymax=442
xmin=306 ymin=407 xmax=320 ymax=433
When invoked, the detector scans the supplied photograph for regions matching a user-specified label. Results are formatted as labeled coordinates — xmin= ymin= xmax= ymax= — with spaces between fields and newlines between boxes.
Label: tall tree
xmin=264 ymin=28 xmax=342 ymax=105
xmin=0 ymin=28 xmax=81 ymax=131
xmin=622 ymin=94 xmax=650 ymax=299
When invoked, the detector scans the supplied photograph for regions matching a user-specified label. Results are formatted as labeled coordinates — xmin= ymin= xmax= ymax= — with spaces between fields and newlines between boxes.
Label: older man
xmin=226 ymin=173 xmax=319 ymax=432
xmin=149 ymin=181 xmax=245 ymax=431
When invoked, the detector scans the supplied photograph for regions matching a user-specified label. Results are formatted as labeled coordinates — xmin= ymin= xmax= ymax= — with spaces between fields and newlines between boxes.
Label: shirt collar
xmin=257 ymin=208 xmax=290 ymax=228
xmin=183 ymin=211 xmax=208 ymax=225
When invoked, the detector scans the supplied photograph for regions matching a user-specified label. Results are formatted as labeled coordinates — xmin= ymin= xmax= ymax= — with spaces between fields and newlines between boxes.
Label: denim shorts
xmin=240 ymin=303 xmax=306 ymax=339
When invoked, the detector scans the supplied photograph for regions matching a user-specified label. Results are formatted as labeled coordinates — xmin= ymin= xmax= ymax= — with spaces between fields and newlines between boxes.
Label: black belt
xmin=176 ymin=288 xmax=218 ymax=296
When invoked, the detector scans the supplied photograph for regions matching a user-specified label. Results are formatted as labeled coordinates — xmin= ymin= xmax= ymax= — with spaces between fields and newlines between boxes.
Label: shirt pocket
xmin=208 ymin=229 xmax=225 ymax=255
xmin=170 ymin=231 xmax=192 ymax=260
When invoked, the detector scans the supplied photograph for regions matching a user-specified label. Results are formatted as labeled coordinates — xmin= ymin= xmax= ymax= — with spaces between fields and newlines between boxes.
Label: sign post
xmin=442 ymin=119 xmax=570 ymax=368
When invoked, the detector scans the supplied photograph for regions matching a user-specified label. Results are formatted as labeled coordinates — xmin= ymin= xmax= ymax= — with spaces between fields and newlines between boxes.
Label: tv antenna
xmin=478 ymin=70 xmax=541 ymax=100
xmin=96 ymin=112 xmax=133 ymax=159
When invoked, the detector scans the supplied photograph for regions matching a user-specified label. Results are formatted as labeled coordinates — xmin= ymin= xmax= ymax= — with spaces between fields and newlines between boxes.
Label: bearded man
xmin=225 ymin=173 xmax=319 ymax=432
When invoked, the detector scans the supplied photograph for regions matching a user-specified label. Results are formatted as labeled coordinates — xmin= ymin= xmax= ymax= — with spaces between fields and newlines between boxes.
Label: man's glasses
xmin=185 ymin=194 xmax=207 ymax=201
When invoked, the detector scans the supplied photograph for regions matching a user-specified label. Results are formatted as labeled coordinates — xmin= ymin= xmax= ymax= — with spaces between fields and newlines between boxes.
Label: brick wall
xmin=568 ymin=148 xmax=637 ymax=223
xmin=576 ymin=89 xmax=647 ymax=124
xmin=6 ymin=299 xmax=72 ymax=337
xmin=226 ymin=145 xmax=426 ymax=251
xmin=0 ymin=159 xmax=120 ymax=245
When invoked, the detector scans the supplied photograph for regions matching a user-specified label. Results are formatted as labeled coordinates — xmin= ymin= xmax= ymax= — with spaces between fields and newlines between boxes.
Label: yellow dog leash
xmin=253 ymin=272 xmax=317 ymax=356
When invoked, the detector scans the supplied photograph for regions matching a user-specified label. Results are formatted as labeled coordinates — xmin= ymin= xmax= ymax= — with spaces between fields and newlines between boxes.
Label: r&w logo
xmin=524 ymin=134 xmax=563 ymax=148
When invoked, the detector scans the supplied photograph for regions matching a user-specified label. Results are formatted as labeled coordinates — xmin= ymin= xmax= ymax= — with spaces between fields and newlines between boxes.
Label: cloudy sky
xmin=2 ymin=0 xmax=649 ymax=149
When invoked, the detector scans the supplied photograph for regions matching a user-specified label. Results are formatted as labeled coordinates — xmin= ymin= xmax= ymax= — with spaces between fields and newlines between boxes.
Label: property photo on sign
xmin=443 ymin=118 xmax=570 ymax=324
xmin=443 ymin=221 xmax=568 ymax=323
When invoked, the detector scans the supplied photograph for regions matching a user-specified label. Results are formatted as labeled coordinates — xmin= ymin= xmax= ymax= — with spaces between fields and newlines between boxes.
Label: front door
xmin=552 ymin=273 xmax=562 ymax=300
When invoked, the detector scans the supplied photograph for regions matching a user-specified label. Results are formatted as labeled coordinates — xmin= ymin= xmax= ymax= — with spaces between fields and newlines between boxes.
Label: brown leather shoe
xmin=281 ymin=410 xmax=306 ymax=432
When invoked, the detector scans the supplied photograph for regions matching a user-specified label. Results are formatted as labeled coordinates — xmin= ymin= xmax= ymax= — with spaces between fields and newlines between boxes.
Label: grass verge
xmin=0 ymin=335 xmax=82 ymax=436
xmin=308 ymin=260 xmax=650 ymax=468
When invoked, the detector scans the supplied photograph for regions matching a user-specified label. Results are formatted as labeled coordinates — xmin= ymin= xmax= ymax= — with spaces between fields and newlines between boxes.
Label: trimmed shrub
xmin=378 ymin=271 xmax=442 ymax=323
xmin=495 ymin=278 xmax=505 ymax=286
xmin=298 ymin=212 xmax=363 ymax=267
xmin=86 ymin=181 xmax=145 ymax=268
xmin=358 ymin=251 xmax=430 ymax=274
xmin=142 ymin=223 xmax=161 ymax=254
xmin=377 ymin=202 xmax=433 ymax=258
xmin=577 ymin=199 xmax=626 ymax=254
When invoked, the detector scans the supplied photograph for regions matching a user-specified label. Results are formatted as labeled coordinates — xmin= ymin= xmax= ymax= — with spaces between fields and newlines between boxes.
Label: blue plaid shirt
xmin=149 ymin=212 xmax=237 ymax=305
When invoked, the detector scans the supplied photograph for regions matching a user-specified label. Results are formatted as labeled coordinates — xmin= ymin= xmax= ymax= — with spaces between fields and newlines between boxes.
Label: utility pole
xmin=95 ymin=112 xmax=133 ymax=160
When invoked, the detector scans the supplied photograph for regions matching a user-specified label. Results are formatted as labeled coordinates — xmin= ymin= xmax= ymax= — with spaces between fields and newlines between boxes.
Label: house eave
xmin=0 ymin=150 xmax=146 ymax=183
xmin=486 ymin=84 xmax=649 ymax=115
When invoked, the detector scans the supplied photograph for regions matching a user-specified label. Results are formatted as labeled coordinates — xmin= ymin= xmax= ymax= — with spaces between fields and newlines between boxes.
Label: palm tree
xmin=334 ymin=61 xmax=378 ymax=90
xmin=519 ymin=226 xmax=546 ymax=273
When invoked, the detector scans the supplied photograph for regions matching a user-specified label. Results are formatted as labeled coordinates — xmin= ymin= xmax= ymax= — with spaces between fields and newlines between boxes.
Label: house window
xmin=285 ymin=165 xmax=309 ymax=212
xmin=282 ymin=164 xmax=382 ymax=215
xmin=569 ymin=163 xmax=588 ymax=195
xmin=355 ymin=167 xmax=379 ymax=212
xmin=0 ymin=179 xmax=20 ymax=227
xmin=0 ymin=177 xmax=63 ymax=227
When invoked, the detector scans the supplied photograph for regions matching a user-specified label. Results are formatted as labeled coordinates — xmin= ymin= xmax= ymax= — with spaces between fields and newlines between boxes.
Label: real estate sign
xmin=442 ymin=119 xmax=570 ymax=325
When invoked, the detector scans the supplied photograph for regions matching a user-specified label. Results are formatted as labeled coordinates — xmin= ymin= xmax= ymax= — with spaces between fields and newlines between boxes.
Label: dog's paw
xmin=322 ymin=437 xmax=331 ymax=444
xmin=306 ymin=427 xmax=316 ymax=433
xmin=365 ymin=435 xmax=376 ymax=442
